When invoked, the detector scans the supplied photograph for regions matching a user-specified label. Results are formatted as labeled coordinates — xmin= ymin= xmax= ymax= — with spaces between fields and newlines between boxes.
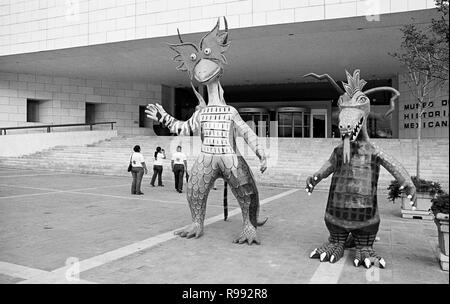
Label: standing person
xmin=150 ymin=146 xmax=166 ymax=187
xmin=171 ymin=146 xmax=187 ymax=193
xmin=130 ymin=145 xmax=148 ymax=195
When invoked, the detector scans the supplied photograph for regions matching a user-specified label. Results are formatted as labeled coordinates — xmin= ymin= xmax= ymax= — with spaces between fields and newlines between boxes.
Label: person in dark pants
xmin=130 ymin=145 xmax=148 ymax=195
xmin=150 ymin=146 xmax=166 ymax=187
xmin=171 ymin=145 xmax=188 ymax=193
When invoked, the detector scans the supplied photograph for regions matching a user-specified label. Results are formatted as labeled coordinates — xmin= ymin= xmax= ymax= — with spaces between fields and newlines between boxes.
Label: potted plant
xmin=430 ymin=193 xmax=449 ymax=271
xmin=387 ymin=176 xmax=444 ymax=219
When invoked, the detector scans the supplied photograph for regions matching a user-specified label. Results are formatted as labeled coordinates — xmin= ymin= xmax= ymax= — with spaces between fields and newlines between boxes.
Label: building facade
xmin=0 ymin=0 xmax=448 ymax=138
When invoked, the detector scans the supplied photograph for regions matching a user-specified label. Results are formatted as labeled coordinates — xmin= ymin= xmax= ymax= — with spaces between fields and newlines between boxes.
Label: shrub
xmin=430 ymin=193 xmax=449 ymax=216
xmin=387 ymin=176 xmax=444 ymax=202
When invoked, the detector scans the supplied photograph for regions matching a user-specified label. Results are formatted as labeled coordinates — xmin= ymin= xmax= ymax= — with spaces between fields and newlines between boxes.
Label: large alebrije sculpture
xmin=304 ymin=70 xmax=417 ymax=269
xmin=146 ymin=17 xmax=268 ymax=245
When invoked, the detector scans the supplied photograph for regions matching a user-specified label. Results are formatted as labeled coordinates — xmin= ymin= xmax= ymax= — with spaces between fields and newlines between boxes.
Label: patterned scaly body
xmin=155 ymin=104 xmax=267 ymax=243
xmin=305 ymin=70 xmax=416 ymax=269
xmin=146 ymin=18 xmax=267 ymax=244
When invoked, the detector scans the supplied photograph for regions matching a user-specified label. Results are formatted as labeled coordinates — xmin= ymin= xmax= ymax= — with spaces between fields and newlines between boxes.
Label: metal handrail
xmin=0 ymin=121 xmax=116 ymax=135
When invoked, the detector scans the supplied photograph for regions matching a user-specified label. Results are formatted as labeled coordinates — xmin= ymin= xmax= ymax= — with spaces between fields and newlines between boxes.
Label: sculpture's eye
xmin=203 ymin=48 xmax=211 ymax=55
xmin=190 ymin=53 xmax=197 ymax=61
xmin=358 ymin=96 xmax=368 ymax=103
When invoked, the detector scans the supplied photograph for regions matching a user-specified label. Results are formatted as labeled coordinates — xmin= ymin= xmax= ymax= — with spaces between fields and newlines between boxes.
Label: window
xmin=277 ymin=110 xmax=310 ymax=138
xmin=85 ymin=103 xmax=96 ymax=124
xmin=26 ymin=99 xmax=40 ymax=122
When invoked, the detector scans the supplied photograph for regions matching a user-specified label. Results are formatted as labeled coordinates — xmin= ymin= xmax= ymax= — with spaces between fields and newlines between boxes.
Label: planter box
xmin=401 ymin=193 xmax=433 ymax=211
xmin=435 ymin=213 xmax=449 ymax=272
xmin=401 ymin=193 xmax=434 ymax=220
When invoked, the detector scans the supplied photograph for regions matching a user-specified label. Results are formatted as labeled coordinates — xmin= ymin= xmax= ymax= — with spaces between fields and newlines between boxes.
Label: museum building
xmin=0 ymin=0 xmax=448 ymax=139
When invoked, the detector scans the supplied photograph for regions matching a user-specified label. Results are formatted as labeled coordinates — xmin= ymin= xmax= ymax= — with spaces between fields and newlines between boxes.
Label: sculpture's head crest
xmin=303 ymin=69 xmax=400 ymax=162
xmin=342 ymin=70 xmax=367 ymax=98
xmin=338 ymin=69 xmax=370 ymax=110
xmin=168 ymin=17 xmax=230 ymax=83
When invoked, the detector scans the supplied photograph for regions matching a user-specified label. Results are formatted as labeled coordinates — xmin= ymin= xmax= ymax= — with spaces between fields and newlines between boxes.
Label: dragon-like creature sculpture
xmin=145 ymin=17 xmax=267 ymax=245
xmin=305 ymin=70 xmax=417 ymax=269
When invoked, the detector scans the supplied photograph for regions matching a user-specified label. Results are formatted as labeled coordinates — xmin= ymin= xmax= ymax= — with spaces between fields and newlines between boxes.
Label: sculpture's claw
xmin=233 ymin=224 xmax=260 ymax=245
xmin=310 ymin=248 xmax=319 ymax=258
xmin=310 ymin=242 xmax=345 ymax=263
xmin=174 ymin=223 xmax=203 ymax=239
xmin=354 ymin=247 xmax=385 ymax=269
xmin=305 ymin=176 xmax=316 ymax=194
xmin=364 ymin=258 xmax=371 ymax=269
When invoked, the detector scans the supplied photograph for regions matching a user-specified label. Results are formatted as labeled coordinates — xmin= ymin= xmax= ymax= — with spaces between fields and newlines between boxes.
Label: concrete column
xmin=392 ymin=75 xmax=400 ymax=138
xmin=161 ymin=85 xmax=175 ymax=115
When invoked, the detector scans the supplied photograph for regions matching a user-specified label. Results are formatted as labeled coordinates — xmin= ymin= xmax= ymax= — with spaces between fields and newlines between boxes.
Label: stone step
xmin=0 ymin=136 xmax=447 ymax=190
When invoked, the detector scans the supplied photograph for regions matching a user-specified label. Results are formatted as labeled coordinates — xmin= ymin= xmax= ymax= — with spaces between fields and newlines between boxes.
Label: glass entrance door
xmin=277 ymin=107 xmax=311 ymax=138
xmin=238 ymin=108 xmax=270 ymax=137
xmin=312 ymin=114 xmax=326 ymax=138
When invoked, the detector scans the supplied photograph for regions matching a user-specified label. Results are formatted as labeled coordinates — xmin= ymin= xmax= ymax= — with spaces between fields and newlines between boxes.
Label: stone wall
xmin=398 ymin=73 xmax=449 ymax=139
xmin=0 ymin=71 xmax=161 ymax=136
xmin=0 ymin=0 xmax=437 ymax=56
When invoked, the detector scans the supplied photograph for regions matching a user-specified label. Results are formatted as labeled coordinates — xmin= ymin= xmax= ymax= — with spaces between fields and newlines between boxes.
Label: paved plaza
xmin=0 ymin=167 xmax=448 ymax=284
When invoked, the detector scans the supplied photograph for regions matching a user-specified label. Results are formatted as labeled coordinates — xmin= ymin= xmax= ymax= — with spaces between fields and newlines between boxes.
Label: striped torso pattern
xmin=200 ymin=106 xmax=235 ymax=154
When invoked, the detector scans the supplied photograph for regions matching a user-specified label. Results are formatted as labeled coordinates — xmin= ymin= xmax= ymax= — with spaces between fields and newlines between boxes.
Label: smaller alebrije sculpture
xmin=304 ymin=70 xmax=417 ymax=269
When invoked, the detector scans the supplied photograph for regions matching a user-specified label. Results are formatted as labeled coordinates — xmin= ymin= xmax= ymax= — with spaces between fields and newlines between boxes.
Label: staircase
xmin=0 ymin=136 xmax=448 ymax=191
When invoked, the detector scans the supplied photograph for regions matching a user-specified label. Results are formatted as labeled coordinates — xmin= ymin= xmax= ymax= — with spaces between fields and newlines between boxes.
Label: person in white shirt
xmin=130 ymin=145 xmax=148 ymax=195
xmin=150 ymin=146 xmax=166 ymax=187
xmin=171 ymin=145 xmax=188 ymax=193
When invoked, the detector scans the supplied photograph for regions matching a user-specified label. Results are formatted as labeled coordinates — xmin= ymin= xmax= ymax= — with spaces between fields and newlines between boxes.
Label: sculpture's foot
xmin=233 ymin=224 xmax=260 ymax=245
xmin=310 ymin=242 xmax=345 ymax=263
xmin=174 ymin=222 xmax=203 ymax=239
xmin=354 ymin=247 xmax=386 ymax=269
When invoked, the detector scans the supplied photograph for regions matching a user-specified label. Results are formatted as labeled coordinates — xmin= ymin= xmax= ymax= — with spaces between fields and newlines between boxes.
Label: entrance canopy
xmin=0 ymin=9 xmax=436 ymax=87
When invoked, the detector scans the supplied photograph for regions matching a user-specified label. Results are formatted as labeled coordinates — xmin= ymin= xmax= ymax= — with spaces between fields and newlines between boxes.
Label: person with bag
xmin=129 ymin=145 xmax=148 ymax=195
xmin=150 ymin=146 xmax=166 ymax=187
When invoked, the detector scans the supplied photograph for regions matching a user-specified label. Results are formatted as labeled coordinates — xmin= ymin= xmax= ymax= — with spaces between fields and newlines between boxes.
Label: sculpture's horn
xmin=363 ymin=86 xmax=400 ymax=117
xmin=303 ymin=73 xmax=344 ymax=95
xmin=177 ymin=28 xmax=183 ymax=43
xmin=223 ymin=16 xmax=228 ymax=44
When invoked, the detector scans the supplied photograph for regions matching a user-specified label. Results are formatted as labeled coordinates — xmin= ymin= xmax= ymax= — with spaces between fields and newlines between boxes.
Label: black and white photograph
xmin=0 ymin=0 xmax=448 ymax=295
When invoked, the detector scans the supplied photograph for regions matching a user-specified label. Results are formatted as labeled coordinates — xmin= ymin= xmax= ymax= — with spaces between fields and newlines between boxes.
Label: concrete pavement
xmin=0 ymin=168 xmax=447 ymax=284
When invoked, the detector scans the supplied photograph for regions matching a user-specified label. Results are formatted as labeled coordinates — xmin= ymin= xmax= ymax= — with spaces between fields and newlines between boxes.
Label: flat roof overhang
xmin=0 ymin=9 xmax=438 ymax=87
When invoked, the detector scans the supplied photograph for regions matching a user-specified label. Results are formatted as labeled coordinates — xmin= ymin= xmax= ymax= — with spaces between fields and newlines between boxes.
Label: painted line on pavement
xmin=0 ymin=173 xmax=69 ymax=178
xmin=0 ymin=183 xmax=232 ymax=208
xmin=308 ymin=252 xmax=349 ymax=284
xmin=0 ymin=261 xmax=49 ymax=279
xmin=0 ymin=183 xmax=129 ymax=192
xmin=19 ymin=188 xmax=299 ymax=284
xmin=0 ymin=261 xmax=95 ymax=284
xmin=0 ymin=191 xmax=61 ymax=200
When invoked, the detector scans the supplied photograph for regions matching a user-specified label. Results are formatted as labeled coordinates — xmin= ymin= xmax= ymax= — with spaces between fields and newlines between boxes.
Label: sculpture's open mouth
xmin=340 ymin=116 xmax=364 ymax=163
xmin=341 ymin=116 xmax=364 ymax=142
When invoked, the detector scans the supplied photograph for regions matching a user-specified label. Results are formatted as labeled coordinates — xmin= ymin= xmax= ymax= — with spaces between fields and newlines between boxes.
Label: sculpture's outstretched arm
xmin=305 ymin=148 xmax=337 ymax=194
xmin=146 ymin=103 xmax=201 ymax=136
xmin=376 ymin=147 xmax=416 ymax=204
xmin=232 ymin=112 xmax=267 ymax=173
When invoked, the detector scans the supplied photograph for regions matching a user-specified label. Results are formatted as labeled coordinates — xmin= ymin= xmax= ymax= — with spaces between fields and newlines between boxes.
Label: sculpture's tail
xmin=248 ymin=181 xmax=268 ymax=227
